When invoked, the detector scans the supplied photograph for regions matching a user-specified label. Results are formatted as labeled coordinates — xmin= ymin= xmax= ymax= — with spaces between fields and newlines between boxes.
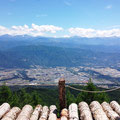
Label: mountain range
xmin=0 ymin=35 xmax=120 ymax=68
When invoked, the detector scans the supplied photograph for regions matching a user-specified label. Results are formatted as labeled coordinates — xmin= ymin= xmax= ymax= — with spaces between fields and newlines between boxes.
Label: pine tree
xmin=76 ymin=79 xmax=110 ymax=104
xmin=66 ymin=89 xmax=76 ymax=106
xmin=18 ymin=88 xmax=32 ymax=108
xmin=0 ymin=85 xmax=12 ymax=105
xmin=31 ymin=91 xmax=43 ymax=107
xmin=11 ymin=92 xmax=19 ymax=107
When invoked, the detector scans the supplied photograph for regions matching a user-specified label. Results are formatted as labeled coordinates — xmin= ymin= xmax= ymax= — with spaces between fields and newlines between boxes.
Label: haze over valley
xmin=0 ymin=35 xmax=120 ymax=87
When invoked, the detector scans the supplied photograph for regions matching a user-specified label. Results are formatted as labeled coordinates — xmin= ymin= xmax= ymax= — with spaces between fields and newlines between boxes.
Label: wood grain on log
xmin=48 ymin=105 xmax=57 ymax=120
xmin=39 ymin=106 xmax=49 ymax=120
xmin=1 ymin=107 xmax=21 ymax=120
xmin=110 ymin=101 xmax=120 ymax=116
xmin=79 ymin=102 xmax=93 ymax=120
xmin=16 ymin=105 xmax=33 ymax=120
xmin=69 ymin=103 xmax=79 ymax=120
xmin=102 ymin=102 xmax=119 ymax=120
xmin=90 ymin=101 xmax=109 ymax=120
xmin=0 ymin=103 xmax=10 ymax=119
xmin=30 ymin=105 xmax=42 ymax=120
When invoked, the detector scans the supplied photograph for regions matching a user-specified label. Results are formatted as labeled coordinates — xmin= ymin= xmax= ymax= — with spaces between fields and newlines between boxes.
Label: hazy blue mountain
xmin=1 ymin=35 xmax=120 ymax=51
xmin=0 ymin=44 xmax=120 ymax=68
xmin=0 ymin=35 xmax=120 ymax=68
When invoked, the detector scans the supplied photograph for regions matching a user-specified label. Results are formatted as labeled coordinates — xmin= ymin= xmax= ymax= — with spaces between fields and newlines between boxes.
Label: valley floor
xmin=0 ymin=65 xmax=120 ymax=88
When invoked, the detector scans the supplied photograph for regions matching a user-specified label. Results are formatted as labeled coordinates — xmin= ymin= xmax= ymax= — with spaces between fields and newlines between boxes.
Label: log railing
xmin=0 ymin=101 xmax=120 ymax=120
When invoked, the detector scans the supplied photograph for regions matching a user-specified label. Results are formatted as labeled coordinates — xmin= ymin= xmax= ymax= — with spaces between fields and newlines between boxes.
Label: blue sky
xmin=0 ymin=0 xmax=120 ymax=37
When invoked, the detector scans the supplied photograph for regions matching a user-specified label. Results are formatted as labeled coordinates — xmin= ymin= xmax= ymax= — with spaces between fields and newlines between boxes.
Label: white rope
xmin=66 ymin=85 xmax=120 ymax=93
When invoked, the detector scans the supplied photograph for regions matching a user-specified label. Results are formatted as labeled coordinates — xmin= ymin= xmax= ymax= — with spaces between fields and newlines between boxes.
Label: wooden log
xmin=39 ymin=106 xmax=49 ymax=120
xmin=1 ymin=107 xmax=21 ymax=120
xmin=30 ymin=105 xmax=42 ymax=120
xmin=48 ymin=105 xmax=57 ymax=120
xmin=79 ymin=102 xmax=93 ymax=120
xmin=90 ymin=101 xmax=109 ymax=120
xmin=110 ymin=101 xmax=120 ymax=116
xmin=60 ymin=108 xmax=68 ymax=120
xmin=16 ymin=105 xmax=33 ymax=120
xmin=101 ymin=102 xmax=120 ymax=120
xmin=69 ymin=103 xmax=79 ymax=120
xmin=61 ymin=116 xmax=68 ymax=120
xmin=0 ymin=103 xmax=10 ymax=119
xmin=59 ymin=78 xmax=66 ymax=111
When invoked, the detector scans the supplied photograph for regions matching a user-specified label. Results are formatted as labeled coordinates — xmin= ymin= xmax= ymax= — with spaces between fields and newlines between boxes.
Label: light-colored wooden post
xmin=0 ymin=103 xmax=10 ymax=119
xmin=101 ymin=102 xmax=119 ymax=120
xmin=59 ymin=78 xmax=66 ymax=111
xmin=90 ymin=101 xmax=109 ymax=120
xmin=48 ymin=105 xmax=57 ymax=120
xmin=2 ymin=107 xmax=21 ymax=120
xmin=16 ymin=105 xmax=33 ymax=120
xmin=110 ymin=101 xmax=120 ymax=116
xmin=69 ymin=103 xmax=79 ymax=120
xmin=79 ymin=102 xmax=93 ymax=120
xmin=30 ymin=105 xmax=42 ymax=120
xmin=39 ymin=106 xmax=49 ymax=120
xmin=60 ymin=108 xmax=68 ymax=120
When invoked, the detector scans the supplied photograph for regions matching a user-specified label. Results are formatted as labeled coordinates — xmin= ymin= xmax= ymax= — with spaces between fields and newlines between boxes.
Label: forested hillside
xmin=0 ymin=45 xmax=120 ymax=68
xmin=0 ymin=82 xmax=120 ymax=110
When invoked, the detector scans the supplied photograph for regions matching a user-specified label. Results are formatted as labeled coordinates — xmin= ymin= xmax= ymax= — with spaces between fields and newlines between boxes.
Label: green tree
xmin=31 ymin=91 xmax=43 ymax=107
xmin=18 ymin=88 xmax=32 ymax=108
xmin=76 ymin=79 xmax=110 ymax=104
xmin=11 ymin=92 xmax=19 ymax=107
xmin=0 ymin=85 xmax=12 ymax=105
xmin=66 ymin=89 xmax=76 ymax=107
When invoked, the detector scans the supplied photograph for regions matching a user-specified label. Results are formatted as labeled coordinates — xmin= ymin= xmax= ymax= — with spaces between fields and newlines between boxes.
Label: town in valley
xmin=0 ymin=65 xmax=120 ymax=88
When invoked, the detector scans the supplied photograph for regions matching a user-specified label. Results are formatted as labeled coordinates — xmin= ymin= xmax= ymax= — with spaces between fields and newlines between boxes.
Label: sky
xmin=0 ymin=0 xmax=120 ymax=37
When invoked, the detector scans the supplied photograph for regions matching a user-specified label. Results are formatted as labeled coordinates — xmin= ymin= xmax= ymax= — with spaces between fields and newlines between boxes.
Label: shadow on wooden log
xmin=16 ymin=105 xmax=33 ymax=120
xmin=30 ymin=105 xmax=42 ymax=120
xmin=79 ymin=102 xmax=92 ymax=120
xmin=48 ymin=105 xmax=57 ymax=120
xmin=110 ymin=101 xmax=120 ymax=116
xmin=1 ymin=107 xmax=21 ymax=120
xmin=90 ymin=101 xmax=109 ymax=120
xmin=101 ymin=102 xmax=119 ymax=120
xmin=39 ymin=106 xmax=49 ymax=120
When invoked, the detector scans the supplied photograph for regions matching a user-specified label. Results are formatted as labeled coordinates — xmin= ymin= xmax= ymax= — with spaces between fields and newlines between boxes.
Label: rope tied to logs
xmin=66 ymin=85 xmax=120 ymax=93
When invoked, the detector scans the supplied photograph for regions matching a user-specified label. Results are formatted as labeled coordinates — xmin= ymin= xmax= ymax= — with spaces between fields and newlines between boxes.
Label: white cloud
xmin=105 ymin=5 xmax=112 ymax=9
xmin=0 ymin=24 xmax=63 ymax=37
xmin=68 ymin=27 xmax=120 ymax=38
xmin=1 ymin=24 xmax=120 ymax=38
xmin=31 ymin=24 xmax=63 ymax=33
xmin=63 ymin=35 xmax=70 ymax=38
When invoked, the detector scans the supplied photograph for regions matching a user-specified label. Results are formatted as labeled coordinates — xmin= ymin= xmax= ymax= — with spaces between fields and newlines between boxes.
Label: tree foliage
xmin=0 ymin=86 xmax=40 ymax=108
xmin=66 ymin=90 xmax=76 ymax=107
xmin=0 ymin=85 xmax=12 ymax=104
xmin=76 ymin=79 xmax=110 ymax=104
xmin=0 ymin=82 xmax=116 ymax=109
